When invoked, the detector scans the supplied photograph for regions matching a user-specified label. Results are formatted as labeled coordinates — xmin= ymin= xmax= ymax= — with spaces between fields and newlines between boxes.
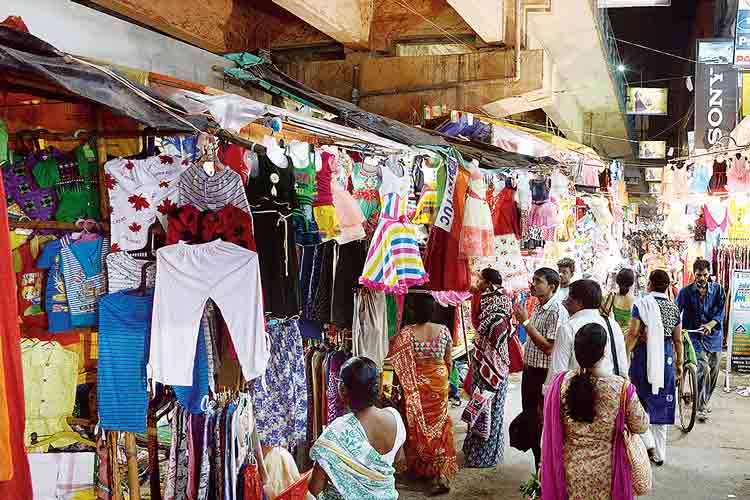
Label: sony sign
xmin=696 ymin=39 xmax=738 ymax=150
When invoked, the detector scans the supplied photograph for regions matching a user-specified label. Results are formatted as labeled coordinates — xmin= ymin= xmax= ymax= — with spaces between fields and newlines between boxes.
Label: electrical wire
xmin=388 ymin=0 xmax=477 ymax=52
xmin=608 ymin=36 xmax=697 ymax=64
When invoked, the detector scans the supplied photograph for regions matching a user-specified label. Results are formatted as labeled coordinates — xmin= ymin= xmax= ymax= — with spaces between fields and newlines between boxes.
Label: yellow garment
xmin=555 ymin=196 xmax=576 ymax=242
xmin=263 ymin=446 xmax=315 ymax=500
xmin=728 ymin=198 xmax=750 ymax=239
xmin=21 ymin=339 xmax=78 ymax=452
xmin=313 ymin=205 xmax=341 ymax=241
xmin=412 ymin=189 xmax=437 ymax=224
xmin=11 ymin=234 xmax=56 ymax=273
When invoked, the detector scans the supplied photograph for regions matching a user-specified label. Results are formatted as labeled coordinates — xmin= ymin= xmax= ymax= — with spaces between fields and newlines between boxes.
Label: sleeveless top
xmin=412 ymin=325 xmax=452 ymax=361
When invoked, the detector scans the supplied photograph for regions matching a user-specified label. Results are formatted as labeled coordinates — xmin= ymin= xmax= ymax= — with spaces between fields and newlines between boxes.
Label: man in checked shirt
xmin=512 ymin=267 xmax=568 ymax=470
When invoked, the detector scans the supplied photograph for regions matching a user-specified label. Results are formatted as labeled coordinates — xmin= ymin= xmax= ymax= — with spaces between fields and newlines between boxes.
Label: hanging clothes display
xmin=149 ymin=240 xmax=268 ymax=386
xmin=360 ymin=159 xmax=428 ymax=294
xmin=15 ymin=241 xmax=47 ymax=328
xmin=351 ymin=156 xmax=382 ymax=239
xmin=459 ymin=169 xmax=494 ymax=257
xmin=424 ymin=157 xmax=470 ymax=292
xmin=21 ymin=339 xmax=79 ymax=452
xmin=250 ymin=320 xmax=307 ymax=448
xmin=36 ymin=239 xmax=73 ymax=333
xmin=105 ymin=251 xmax=157 ymax=293
xmin=690 ymin=158 xmax=712 ymax=194
xmin=352 ymin=287 xmax=389 ymax=368
xmin=727 ymin=155 xmax=750 ymax=193
xmin=2 ymin=154 xmax=58 ymax=221
xmin=105 ymin=154 xmax=185 ymax=251
xmin=330 ymin=152 xmax=366 ymax=244
xmin=57 ymin=235 xmax=108 ymax=328
xmin=331 ymin=240 xmax=368 ymax=329
xmin=246 ymin=153 xmax=302 ymax=318
xmin=288 ymin=141 xmax=321 ymax=246
xmin=491 ymin=178 xmax=522 ymax=240
xmin=179 ymin=161 xmax=251 ymax=214
xmin=709 ymin=160 xmax=728 ymax=194
xmin=312 ymin=150 xmax=340 ymax=242
xmin=166 ymin=204 xmax=256 ymax=251
xmin=528 ymin=178 xmax=558 ymax=241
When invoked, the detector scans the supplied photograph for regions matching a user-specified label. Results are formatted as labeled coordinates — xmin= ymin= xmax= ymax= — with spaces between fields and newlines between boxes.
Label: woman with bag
xmin=602 ymin=268 xmax=636 ymax=333
xmin=462 ymin=268 xmax=514 ymax=469
xmin=626 ymin=269 xmax=683 ymax=466
xmin=541 ymin=323 xmax=650 ymax=500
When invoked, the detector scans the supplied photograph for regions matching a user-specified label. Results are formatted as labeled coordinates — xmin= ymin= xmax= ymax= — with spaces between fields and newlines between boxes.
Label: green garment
xmin=55 ymin=191 xmax=100 ymax=223
xmin=612 ymin=305 xmax=632 ymax=333
xmin=0 ymin=120 xmax=7 ymax=165
xmin=32 ymin=155 xmax=60 ymax=188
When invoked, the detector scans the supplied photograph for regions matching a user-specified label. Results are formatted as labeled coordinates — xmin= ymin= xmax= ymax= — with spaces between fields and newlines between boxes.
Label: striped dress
xmin=360 ymin=164 xmax=428 ymax=294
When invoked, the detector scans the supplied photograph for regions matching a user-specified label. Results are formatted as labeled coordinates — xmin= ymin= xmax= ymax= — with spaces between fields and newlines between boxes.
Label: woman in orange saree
xmin=390 ymin=294 xmax=457 ymax=495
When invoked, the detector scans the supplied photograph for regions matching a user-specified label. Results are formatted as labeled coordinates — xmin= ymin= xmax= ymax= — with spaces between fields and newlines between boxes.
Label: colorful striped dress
xmin=359 ymin=164 xmax=428 ymax=294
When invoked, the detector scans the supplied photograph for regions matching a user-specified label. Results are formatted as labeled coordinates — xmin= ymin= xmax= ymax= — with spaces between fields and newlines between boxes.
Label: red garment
xmin=424 ymin=169 xmax=470 ymax=292
xmin=166 ymin=204 xmax=256 ymax=251
xmin=219 ymin=144 xmax=249 ymax=186
xmin=243 ymin=463 xmax=263 ymax=500
xmin=492 ymin=186 xmax=522 ymax=239
xmin=1 ymin=16 xmax=29 ymax=32
xmin=15 ymin=243 xmax=47 ymax=329
xmin=0 ymin=175 xmax=32 ymax=497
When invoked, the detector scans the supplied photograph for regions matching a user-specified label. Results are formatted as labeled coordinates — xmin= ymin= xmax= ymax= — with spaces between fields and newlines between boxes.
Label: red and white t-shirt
xmin=104 ymin=155 xmax=188 ymax=251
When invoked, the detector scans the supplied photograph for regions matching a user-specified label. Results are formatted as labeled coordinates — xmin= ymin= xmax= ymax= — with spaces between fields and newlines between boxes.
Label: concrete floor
xmin=397 ymin=370 xmax=750 ymax=500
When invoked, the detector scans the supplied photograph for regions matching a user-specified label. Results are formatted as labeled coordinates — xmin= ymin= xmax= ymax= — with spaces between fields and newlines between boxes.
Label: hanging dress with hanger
xmin=727 ymin=155 xmax=750 ymax=193
xmin=459 ymin=169 xmax=494 ymax=257
xmin=709 ymin=160 xmax=728 ymax=194
xmin=360 ymin=162 xmax=428 ymax=294
xmin=331 ymin=153 xmax=366 ymax=244
xmin=246 ymin=153 xmax=301 ymax=318
xmin=351 ymin=156 xmax=382 ymax=239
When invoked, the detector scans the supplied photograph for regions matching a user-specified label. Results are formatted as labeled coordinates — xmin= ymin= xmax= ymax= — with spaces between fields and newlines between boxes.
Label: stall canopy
xmin=222 ymin=54 xmax=555 ymax=169
xmin=222 ymin=53 xmax=448 ymax=147
xmin=0 ymin=25 xmax=211 ymax=132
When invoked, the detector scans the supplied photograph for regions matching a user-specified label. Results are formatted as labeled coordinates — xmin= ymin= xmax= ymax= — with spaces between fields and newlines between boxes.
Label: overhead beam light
xmin=617 ymin=64 xmax=626 ymax=72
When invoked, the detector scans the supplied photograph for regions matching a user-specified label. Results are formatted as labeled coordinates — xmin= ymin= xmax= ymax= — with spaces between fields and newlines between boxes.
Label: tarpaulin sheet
xmin=224 ymin=58 xmax=447 ymax=147
xmin=0 ymin=26 xmax=211 ymax=132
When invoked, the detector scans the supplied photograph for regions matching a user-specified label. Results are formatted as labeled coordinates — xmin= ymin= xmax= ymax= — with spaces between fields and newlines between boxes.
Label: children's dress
xmin=459 ymin=170 xmax=494 ymax=257
xmin=360 ymin=165 xmax=428 ymax=294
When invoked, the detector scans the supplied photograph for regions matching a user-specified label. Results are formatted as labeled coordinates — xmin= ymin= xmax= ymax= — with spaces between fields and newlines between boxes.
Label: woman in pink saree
xmin=541 ymin=324 xmax=649 ymax=500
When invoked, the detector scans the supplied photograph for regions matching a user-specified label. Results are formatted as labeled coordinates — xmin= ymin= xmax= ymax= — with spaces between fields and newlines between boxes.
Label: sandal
xmin=430 ymin=476 xmax=451 ymax=496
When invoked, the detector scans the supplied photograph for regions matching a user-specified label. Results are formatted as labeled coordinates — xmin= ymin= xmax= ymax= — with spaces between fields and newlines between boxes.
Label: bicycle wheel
xmin=679 ymin=364 xmax=698 ymax=433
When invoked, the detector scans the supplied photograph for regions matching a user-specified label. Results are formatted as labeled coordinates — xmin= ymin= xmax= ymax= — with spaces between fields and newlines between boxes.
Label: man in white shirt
xmin=546 ymin=279 xmax=629 ymax=388
xmin=554 ymin=257 xmax=577 ymax=303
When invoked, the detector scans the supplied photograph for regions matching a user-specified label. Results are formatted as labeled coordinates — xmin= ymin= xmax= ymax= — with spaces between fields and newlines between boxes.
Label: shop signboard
xmin=639 ymin=141 xmax=667 ymax=159
xmin=645 ymin=167 xmax=662 ymax=181
xmin=695 ymin=39 xmax=738 ymax=150
xmin=734 ymin=0 xmax=750 ymax=66
xmin=625 ymin=87 xmax=668 ymax=115
xmin=728 ymin=270 xmax=750 ymax=372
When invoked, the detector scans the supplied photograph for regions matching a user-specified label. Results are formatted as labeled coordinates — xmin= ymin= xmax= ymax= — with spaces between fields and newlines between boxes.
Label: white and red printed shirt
xmin=104 ymin=155 xmax=189 ymax=251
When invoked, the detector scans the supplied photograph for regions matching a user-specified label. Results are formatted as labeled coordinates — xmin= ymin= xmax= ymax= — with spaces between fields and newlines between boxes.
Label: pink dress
xmin=459 ymin=170 xmax=494 ymax=257
xmin=727 ymin=155 xmax=750 ymax=193
xmin=331 ymin=154 xmax=366 ymax=244
xmin=671 ymin=164 xmax=689 ymax=199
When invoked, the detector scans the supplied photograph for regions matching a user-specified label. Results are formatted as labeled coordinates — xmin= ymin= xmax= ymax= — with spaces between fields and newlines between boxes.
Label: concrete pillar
xmin=272 ymin=0 xmax=373 ymax=49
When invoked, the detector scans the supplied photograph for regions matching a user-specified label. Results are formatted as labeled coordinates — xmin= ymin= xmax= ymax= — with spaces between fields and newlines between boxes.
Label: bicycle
xmin=678 ymin=329 xmax=701 ymax=433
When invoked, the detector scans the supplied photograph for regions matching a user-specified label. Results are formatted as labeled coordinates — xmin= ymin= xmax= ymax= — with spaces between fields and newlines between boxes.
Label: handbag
xmin=619 ymin=381 xmax=652 ymax=496
xmin=508 ymin=333 xmax=524 ymax=374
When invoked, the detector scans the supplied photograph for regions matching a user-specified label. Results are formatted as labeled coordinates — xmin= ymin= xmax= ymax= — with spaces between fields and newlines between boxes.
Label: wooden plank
xmin=96 ymin=111 xmax=111 ymax=223
xmin=125 ymin=432 xmax=141 ymax=500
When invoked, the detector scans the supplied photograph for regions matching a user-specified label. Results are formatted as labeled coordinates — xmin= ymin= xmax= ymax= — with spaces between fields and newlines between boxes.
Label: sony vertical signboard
xmin=734 ymin=0 xmax=750 ymax=66
xmin=695 ymin=39 xmax=738 ymax=150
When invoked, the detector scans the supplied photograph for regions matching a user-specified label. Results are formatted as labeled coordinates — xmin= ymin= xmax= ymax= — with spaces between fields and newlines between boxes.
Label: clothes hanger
xmin=126 ymin=220 xmax=165 ymax=260
xmin=125 ymin=261 xmax=155 ymax=296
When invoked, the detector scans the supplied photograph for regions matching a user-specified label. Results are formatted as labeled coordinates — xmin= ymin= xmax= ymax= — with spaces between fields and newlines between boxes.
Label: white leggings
xmin=640 ymin=424 xmax=668 ymax=462
xmin=149 ymin=240 xmax=268 ymax=386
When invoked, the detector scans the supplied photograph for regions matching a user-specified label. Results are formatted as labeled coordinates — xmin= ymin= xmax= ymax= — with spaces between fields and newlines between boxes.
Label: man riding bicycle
xmin=676 ymin=258 xmax=726 ymax=423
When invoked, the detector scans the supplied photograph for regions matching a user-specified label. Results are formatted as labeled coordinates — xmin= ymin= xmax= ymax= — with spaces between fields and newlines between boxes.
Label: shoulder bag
xmin=619 ymin=381 xmax=652 ymax=496
xmin=602 ymin=315 xmax=620 ymax=376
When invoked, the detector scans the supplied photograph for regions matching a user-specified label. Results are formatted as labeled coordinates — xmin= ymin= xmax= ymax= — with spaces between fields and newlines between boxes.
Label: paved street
xmin=398 ymin=370 xmax=750 ymax=500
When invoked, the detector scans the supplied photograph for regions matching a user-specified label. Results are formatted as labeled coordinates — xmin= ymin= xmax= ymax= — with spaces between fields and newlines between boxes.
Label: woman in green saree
xmin=309 ymin=357 xmax=406 ymax=500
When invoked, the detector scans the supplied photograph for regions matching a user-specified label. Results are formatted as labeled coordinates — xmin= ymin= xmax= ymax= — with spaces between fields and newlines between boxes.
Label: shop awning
xmin=436 ymin=111 xmax=605 ymax=166
xmin=0 ymin=26 xmax=211 ymax=132
xmin=222 ymin=53 xmax=447 ymax=147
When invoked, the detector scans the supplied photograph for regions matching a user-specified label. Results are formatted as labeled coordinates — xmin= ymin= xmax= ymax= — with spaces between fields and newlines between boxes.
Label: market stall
xmin=2 ymin=22 xmax=565 ymax=500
